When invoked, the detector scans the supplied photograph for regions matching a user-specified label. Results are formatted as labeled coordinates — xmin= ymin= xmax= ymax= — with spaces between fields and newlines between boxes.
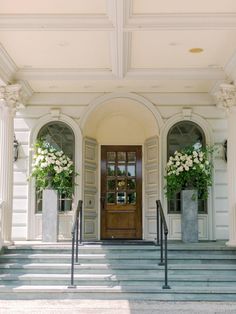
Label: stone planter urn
xmin=42 ymin=189 xmax=59 ymax=242
xmin=181 ymin=189 xmax=198 ymax=243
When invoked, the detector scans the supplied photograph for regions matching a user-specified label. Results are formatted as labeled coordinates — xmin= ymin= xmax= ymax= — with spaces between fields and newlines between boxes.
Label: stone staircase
xmin=0 ymin=241 xmax=236 ymax=301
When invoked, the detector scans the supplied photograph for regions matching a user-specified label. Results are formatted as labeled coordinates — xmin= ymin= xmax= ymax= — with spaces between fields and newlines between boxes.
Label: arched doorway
xmin=81 ymin=95 xmax=162 ymax=240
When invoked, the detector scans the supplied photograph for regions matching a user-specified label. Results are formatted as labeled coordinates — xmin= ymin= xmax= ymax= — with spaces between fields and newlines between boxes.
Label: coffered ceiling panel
xmin=0 ymin=0 xmax=236 ymax=96
xmin=131 ymin=30 xmax=236 ymax=69
xmin=132 ymin=0 xmax=236 ymax=14
xmin=0 ymin=0 xmax=107 ymax=14
xmin=0 ymin=30 xmax=111 ymax=69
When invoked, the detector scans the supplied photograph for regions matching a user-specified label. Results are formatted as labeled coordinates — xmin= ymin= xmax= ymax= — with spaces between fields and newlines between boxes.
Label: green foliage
xmin=165 ymin=145 xmax=214 ymax=200
xmin=29 ymin=139 xmax=78 ymax=197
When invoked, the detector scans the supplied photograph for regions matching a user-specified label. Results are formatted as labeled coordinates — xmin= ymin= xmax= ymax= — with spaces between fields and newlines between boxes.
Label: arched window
xmin=167 ymin=121 xmax=207 ymax=213
xmin=35 ymin=122 xmax=75 ymax=212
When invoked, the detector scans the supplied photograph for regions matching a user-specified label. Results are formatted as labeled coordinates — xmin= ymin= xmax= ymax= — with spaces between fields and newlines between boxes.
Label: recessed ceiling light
xmin=189 ymin=48 xmax=204 ymax=53
xmin=117 ymin=86 xmax=124 ymax=88
xmin=58 ymin=41 xmax=69 ymax=47
xmin=84 ymin=85 xmax=92 ymax=89
xmin=151 ymin=85 xmax=160 ymax=89
xmin=49 ymin=85 xmax=58 ymax=89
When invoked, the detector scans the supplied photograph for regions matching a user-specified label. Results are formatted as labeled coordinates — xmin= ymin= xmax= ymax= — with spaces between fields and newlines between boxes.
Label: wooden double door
xmin=101 ymin=146 xmax=142 ymax=239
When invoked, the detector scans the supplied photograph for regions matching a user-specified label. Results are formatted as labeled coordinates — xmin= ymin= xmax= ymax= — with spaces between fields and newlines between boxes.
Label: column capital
xmin=214 ymin=83 xmax=236 ymax=112
xmin=0 ymin=84 xmax=23 ymax=116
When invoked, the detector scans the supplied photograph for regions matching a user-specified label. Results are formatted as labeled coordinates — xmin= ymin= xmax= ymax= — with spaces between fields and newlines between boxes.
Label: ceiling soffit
xmin=0 ymin=0 xmax=235 ymax=95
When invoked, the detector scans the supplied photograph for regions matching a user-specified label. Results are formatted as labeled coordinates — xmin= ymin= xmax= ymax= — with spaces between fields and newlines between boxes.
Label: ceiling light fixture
xmin=189 ymin=48 xmax=204 ymax=53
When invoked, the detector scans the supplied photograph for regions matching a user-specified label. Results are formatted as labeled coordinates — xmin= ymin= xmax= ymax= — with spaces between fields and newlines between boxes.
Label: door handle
xmin=100 ymin=196 xmax=105 ymax=210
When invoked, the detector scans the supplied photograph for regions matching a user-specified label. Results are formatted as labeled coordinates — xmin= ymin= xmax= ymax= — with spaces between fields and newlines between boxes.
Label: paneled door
xmin=101 ymin=146 xmax=142 ymax=239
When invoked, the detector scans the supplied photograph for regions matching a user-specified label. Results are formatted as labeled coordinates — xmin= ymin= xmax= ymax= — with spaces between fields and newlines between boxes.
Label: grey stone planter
xmin=181 ymin=189 xmax=198 ymax=243
xmin=42 ymin=189 xmax=58 ymax=242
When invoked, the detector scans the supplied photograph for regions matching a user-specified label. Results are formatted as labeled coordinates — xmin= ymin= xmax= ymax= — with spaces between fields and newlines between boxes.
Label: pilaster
xmin=215 ymin=83 xmax=236 ymax=246
xmin=0 ymin=84 xmax=22 ymax=242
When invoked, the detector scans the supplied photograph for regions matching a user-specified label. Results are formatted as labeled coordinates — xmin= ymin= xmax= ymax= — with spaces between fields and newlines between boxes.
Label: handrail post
xmin=75 ymin=214 xmax=79 ymax=263
xmin=156 ymin=201 xmax=159 ymax=246
xmin=159 ymin=216 xmax=164 ymax=266
xmin=156 ymin=200 xmax=171 ymax=289
xmin=68 ymin=230 xmax=76 ymax=288
xmin=79 ymin=200 xmax=83 ymax=245
xmin=163 ymin=231 xmax=170 ymax=289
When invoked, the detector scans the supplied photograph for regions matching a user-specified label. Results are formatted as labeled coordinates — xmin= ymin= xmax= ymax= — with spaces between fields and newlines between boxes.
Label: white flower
xmin=184 ymin=165 xmax=189 ymax=171
xmin=205 ymin=160 xmax=209 ymax=165
xmin=178 ymin=166 xmax=184 ymax=172
xmin=193 ymin=151 xmax=198 ymax=157
xmin=194 ymin=158 xmax=199 ymax=164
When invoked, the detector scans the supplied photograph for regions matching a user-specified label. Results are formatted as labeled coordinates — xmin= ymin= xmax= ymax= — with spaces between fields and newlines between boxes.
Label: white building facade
xmin=0 ymin=1 xmax=236 ymax=247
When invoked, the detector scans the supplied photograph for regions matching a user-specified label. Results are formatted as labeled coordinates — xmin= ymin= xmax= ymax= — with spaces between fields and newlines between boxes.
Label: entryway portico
xmin=0 ymin=89 xmax=236 ymax=246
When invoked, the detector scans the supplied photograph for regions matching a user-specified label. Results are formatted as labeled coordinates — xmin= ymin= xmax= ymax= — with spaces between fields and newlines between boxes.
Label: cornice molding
xmin=225 ymin=51 xmax=236 ymax=81
xmin=1 ymin=11 xmax=236 ymax=31
xmin=15 ymin=68 xmax=115 ymax=81
xmin=26 ymin=91 xmax=214 ymax=106
xmin=18 ymin=80 xmax=34 ymax=103
xmin=125 ymin=12 xmax=236 ymax=31
xmin=14 ymin=66 xmax=226 ymax=81
xmin=0 ymin=44 xmax=18 ymax=83
xmin=126 ymin=68 xmax=225 ymax=80
xmin=0 ymin=14 xmax=114 ymax=31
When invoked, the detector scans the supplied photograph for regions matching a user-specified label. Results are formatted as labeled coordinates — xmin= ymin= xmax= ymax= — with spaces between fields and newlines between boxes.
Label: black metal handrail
xmin=156 ymin=200 xmax=170 ymax=289
xmin=68 ymin=200 xmax=83 ymax=288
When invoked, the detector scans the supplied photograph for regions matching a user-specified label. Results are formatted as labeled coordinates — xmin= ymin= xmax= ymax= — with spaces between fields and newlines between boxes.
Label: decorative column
xmin=215 ymin=83 xmax=236 ymax=246
xmin=0 ymin=84 xmax=22 ymax=243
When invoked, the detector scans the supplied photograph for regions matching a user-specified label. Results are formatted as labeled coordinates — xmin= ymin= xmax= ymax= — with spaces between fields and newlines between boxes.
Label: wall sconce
xmin=223 ymin=140 xmax=227 ymax=162
xmin=13 ymin=135 xmax=19 ymax=162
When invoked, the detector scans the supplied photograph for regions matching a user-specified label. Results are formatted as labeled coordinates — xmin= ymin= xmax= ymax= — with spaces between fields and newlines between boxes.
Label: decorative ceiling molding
xmin=17 ymin=80 xmax=34 ymax=103
xmin=126 ymin=68 xmax=225 ymax=80
xmin=108 ymin=0 xmax=129 ymax=79
xmin=0 ymin=14 xmax=114 ymax=31
xmin=13 ymin=66 xmax=226 ymax=82
xmin=15 ymin=68 xmax=115 ymax=81
xmin=224 ymin=51 xmax=236 ymax=81
xmin=26 ymin=91 xmax=214 ymax=106
xmin=125 ymin=13 xmax=236 ymax=31
xmin=0 ymin=44 xmax=18 ymax=83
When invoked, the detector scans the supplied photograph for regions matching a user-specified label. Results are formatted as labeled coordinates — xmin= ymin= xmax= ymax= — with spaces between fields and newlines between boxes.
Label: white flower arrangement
xmin=30 ymin=139 xmax=76 ymax=197
xmin=165 ymin=145 xmax=213 ymax=200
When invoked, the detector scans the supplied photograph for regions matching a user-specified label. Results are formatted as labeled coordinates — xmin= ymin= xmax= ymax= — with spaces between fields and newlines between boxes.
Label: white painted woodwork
xmin=83 ymin=137 xmax=98 ymax=240
xmin=226 ymin=107 xmax=236 ymax=246
xmin=168 ymin=215 xmax=208 ymax=240
xmin=0 ymin=84 xmax=22 ymax=242
xmin=144 ymin=136 xmax=159 ymax=240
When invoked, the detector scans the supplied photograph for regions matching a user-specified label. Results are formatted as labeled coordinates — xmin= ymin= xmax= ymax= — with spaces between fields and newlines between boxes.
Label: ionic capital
xmin=0 ymin=84 xmax=23 ymax=116
xmin=215 ymin=83 xmax=236 ymax=112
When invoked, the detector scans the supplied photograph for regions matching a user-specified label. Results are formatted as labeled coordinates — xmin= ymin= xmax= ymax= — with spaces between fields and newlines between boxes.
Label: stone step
xmin=1 ymin=253 xmax=236 ymax=265
xmin=0 ymin=262 xmax=236 ymax=276
xmin=1 ymin=273 xmax=236 ymax=286
xmin=4 ymin=245 xmax=236 ymax=255
xmin=1 ymin=285 xmax=236 ymax=301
